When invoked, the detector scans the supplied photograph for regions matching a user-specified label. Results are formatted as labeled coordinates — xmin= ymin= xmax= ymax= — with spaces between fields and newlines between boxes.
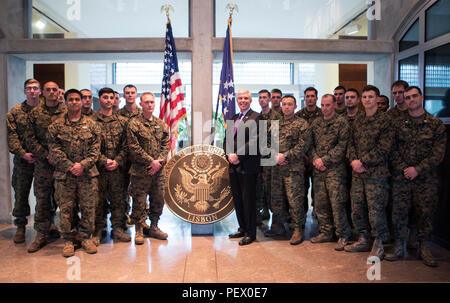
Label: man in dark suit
xmin=224 ymin=89 xmax=260 ymax=246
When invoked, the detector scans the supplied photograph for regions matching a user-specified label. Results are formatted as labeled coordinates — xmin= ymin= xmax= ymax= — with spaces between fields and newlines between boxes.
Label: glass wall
xmin=396 ymin=0 xmax=450 ymax=119
xmin=215 ymin=0 xmax=368 ymax=39
xmin=425 ymin=43 xmax=450 ymax=117
xmin=32 ymin=0 xmax=190 ymax=38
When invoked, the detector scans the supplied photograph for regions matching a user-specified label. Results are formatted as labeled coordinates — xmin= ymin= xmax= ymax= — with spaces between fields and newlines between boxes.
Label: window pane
xmin=426 ymin=0 xmax=450 ymax=41
xmin=215 ymin=0 xmax=368 ymax=39
xmin=32 ymin=0 xmax=189 ymax=38
xmin=399 ymin=55 xmax=419 ymax=87
xmin=399 ymin=19 xmax=419 ymax=52
xmin=425 ymin=43 xmax=450 ymax=117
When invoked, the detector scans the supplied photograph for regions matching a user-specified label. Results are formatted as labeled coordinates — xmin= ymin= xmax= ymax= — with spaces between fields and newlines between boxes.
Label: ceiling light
xmin=35 ymin=20 xmax=46 ymax=30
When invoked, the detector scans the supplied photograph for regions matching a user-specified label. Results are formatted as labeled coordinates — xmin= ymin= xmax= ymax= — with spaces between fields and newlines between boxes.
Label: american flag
xmin=217 ymin=18 xmax=236 ymax=128
xmin=160 ymin=20 xmax=186 ymax=159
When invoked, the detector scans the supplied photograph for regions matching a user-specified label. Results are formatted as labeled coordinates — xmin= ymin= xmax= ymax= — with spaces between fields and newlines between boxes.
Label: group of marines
xmin=7 ymin=78 xmax=446 ymax=268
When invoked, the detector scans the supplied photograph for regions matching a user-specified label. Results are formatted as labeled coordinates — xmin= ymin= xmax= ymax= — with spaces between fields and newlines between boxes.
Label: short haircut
xmin=362 ymin=85 xmax=380 ymax=97
xmin=391 ymin=80 xmax=409 ymax=90
xmin=114 ymin=91 xmax=119 ymax=95
xmin=304 ymin=87 xmax=318 ymax=96
xmin=281 ymin=94 xmax=296 ymax=104
xmin=140 ymin=92 xmax=156 ymax=101
xmin=345 ymin=88 xmax=360 ymax=98
xmin=379 ymin=95 xmax=389 ymax=102
xmin=334 ymin=85 xmax=346 ymax=92
xmin=24 ymin=78 xmax=40 ymax=89
xmin=123 ymin=84 xmax=137 ymax=92
xmin=43 ymin=81 xmax=59 ymax=89
xmin=322 ymin=94 xmax=336 ymax=102
xmin=271 ymin=88 xmax=282 ymax=95
xmin=80 ymin=89 xmax=91 ymax=94
xmin=405 ymin=86 xmax=423 ymax=96
xmin=98 ymin=87 xmax=115 ymax=97
xmin=258 ymin=89 xmax=271 ymax=97
xmin=64 ymin=89 xmax=82 ymax=100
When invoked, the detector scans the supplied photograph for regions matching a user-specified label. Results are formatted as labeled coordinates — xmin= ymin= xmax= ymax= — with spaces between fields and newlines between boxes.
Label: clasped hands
xmin=147 ymin=160 xmax=163 ymax=176
xmin=404 ymin=166 xmax=418 ymax=180
xmin=313 ymin=158 xmax=327 ymax=172
xmin=351 ymin=160 xmax=367 ymax=173
xmin=227 ymin=153 xmax=240 ymax=165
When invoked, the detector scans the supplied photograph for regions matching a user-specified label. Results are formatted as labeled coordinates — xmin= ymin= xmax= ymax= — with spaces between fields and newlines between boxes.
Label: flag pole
xmin=210 ymin=5 xmax=237 ymax=146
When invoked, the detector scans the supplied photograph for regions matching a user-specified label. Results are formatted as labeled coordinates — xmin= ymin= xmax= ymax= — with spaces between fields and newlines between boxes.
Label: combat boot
xmin=135 ymin=224 xmax=144 ymax=245
xmin=49 ymin=223 xmax=61 ymax=239
xmin=334 ymin=237 xmax=350 ymax=251
xmin=289 ymin=227 xmax=303 ymax=245
xmin=419 ymin=241 xmax=438 ymax=267
xmin=13 ymin=226 xmax=26 ymax=244
xmin=385 ymin=239 xmax=405 ymax=261
xmin=62 ymin=241 xmax=75 ymax=258
xmin=260 ymin=207 xmax=270 ymax=221
xmin=369 ymin=238 xmax=385 ymax=260
xmin=81 ymin=239 xmax=97 ymax=254
xmin=310 ymin=232 xmax=333 ymax=244
xmin=148 ymin=224 xmax=168 ymax=240
xmin=407 ymin=226 xmax=418 ymax=249
xmin=344 ymin=233 xmax=371 ymax=252
xmin=27 ymin=232 xmax=47 ymax=253
xmin=92 ymin=230 xmax=102 ymax=246
xmin=112 ymin=228 xmax=131 ymax=242
xmin=264 ymin=224 xmax=285 ymax=237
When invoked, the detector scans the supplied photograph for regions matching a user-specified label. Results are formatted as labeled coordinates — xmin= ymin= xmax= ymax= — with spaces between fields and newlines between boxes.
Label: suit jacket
xmin=223 ymin=109 xmax=260 ymax=174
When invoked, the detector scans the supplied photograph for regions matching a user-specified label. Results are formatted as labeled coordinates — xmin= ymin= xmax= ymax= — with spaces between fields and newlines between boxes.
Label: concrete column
xmin=190 ymin=0 xmax=214 ymax=235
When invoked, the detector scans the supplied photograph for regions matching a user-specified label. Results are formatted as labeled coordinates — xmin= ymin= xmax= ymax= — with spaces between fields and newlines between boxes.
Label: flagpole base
xmin=191 ymin=223 xmax=214 ymax=235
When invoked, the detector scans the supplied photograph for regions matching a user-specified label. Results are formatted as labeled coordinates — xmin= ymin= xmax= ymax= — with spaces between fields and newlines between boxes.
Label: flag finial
xmin=226 ymin=3 xmax=238 ymax=19
xmin=161 ymin=4 xmax=174 ymax=20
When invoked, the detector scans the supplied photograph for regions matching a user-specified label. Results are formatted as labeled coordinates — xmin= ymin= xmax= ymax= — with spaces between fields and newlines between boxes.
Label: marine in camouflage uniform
xmin=127 ymin=93 xmax=170 ymax=245
xmin=385 ymin=87 xmax=446 ymax=267
xmin=93 ymin=99 xmax=130 ymax=244
xmin=117 ymin=105 xmax=143 ymax=226
xmin=6 ymin=80 xmax=41 ymax=243
xmin=25 ymin=82 xmax=66 ymax=252
xmin=345 ymin=86 xmax=393 ymax=260
xmin=48 ymin=97 xmax=101 ymax=256
xmin=257 ymin=107 xmax=282 ymax=223
xmin=295 ymin=106 xmax=323 ymax=215
xmin=269 ymin=95 xmax=311 ymax=245
xmin=309 ymin=109 xmax=351 ymax=250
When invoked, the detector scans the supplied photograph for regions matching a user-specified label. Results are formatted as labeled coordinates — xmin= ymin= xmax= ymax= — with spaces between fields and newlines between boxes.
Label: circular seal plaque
xmin=163 ymin=144 xmax=234 ymax=224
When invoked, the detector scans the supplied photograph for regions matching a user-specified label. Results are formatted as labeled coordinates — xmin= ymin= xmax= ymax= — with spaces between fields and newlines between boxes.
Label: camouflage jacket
xmin=271 ymin=116 xmax=311 ymax=172
xmin=386 ymin=106 xmax=407 ymax=121
xmin=127 ymin=114 xmax=170 ymax=177
xmin=335 ymin=107 xmax=347 ymax=116
xmin=391 ymin=111 xmax=446 ymax=179
xmin=48 ymin=114 xmax=101 ymax=180
xmin=347 ymin=110 xmax=393 ymax=179
xmin=295 ymin=107 xmax=323 ymax=125
xmin=117 ymin=106 xmax=142 ymax=120
xmin=7 ymin=101 xmax=36 ymax=157
xmin=92 ymin=112 xmax=129 ymax=172
xmin=260 ymin=109 xmax=282 ymax=158
xmin=26 ymin=102 xmax=67 ymax=161
xmin=309 ymin=114 xmax=349 ymax=177
xmin=82 ymin=109 xmax=96 ymax=119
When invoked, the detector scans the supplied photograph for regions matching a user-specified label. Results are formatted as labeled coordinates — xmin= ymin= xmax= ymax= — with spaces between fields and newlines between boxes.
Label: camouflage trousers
xmin=271 ymin=167 xmax=306 ymax=229
xmin=351 ymin=176 xmax=390 ymax=241
xmin=55 ymin=175 xmax=98 ymax=240
xmin=96 ymin=169 xmax=127 ymax=231
xmin=256 ymin=166 xmax=272 ymax=211
xmin=391 ymin=176 xmax=438 ymax=242
xmin=33 ymin=160 xmax=57 ymax=234
xmin=129 ymin=173 xmax=165 ymax=225
xmin=313 ymin=174 xmax=351 ymax=239
xmin=11 ymin=156 xmax=34 ymax=227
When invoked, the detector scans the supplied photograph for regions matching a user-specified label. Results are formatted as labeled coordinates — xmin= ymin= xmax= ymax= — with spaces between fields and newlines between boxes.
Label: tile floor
xmin=0 ymin=208 xmax=449 ymax=283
